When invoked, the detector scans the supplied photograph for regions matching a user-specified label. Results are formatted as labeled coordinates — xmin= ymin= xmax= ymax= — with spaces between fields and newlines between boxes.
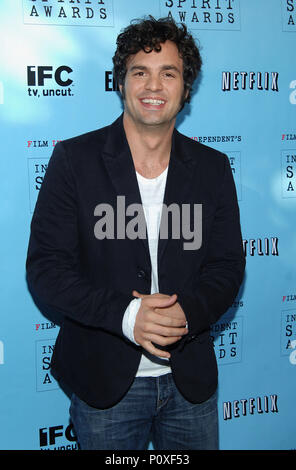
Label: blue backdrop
xmin=0 ymin=0 xmax=295 ymax=450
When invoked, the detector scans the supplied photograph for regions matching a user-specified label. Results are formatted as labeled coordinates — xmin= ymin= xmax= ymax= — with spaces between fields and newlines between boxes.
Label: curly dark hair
xmin=112 ymin=16 xmax=202 ymax=106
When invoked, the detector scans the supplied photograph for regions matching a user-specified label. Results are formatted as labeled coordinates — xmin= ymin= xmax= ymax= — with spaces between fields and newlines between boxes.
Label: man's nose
xmin=145 ymin=74 xmax=163 ymax=91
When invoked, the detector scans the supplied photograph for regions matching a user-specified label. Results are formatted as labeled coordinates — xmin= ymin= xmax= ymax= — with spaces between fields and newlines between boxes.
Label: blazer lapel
xmin=158 ymin=129 xmax=198 ymax=263
xmin=101 ymin=115 xmax=150 ymax=258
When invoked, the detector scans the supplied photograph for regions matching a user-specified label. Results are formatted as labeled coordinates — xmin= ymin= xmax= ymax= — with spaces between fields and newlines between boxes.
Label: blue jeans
xmin=70 ymin=373 xmax=218 ymax=450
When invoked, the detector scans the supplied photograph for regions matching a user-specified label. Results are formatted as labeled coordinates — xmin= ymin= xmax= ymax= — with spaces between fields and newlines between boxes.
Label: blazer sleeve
xmin=177 ymin=154 xmax=245 ymax=338
xmin=26 ymin=142 xmax=134 ymax=338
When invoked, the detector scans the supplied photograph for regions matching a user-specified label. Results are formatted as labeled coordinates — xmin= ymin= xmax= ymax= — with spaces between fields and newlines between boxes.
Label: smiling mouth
xmin=140 ymin=98 xmax=165 ymax=106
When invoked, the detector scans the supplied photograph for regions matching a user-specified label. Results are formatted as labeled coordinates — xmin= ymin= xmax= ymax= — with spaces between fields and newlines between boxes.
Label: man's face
xmin=120 ymin=40 xmax=187 ymax=129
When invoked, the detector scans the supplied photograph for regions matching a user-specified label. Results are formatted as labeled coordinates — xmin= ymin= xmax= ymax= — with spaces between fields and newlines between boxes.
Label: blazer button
xmin=137 ymin=270 xmax=146 ymax=279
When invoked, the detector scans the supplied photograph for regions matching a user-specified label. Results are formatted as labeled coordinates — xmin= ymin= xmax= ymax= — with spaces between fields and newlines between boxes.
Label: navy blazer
xmin=26 ymin=114 xmax=245 ymax=408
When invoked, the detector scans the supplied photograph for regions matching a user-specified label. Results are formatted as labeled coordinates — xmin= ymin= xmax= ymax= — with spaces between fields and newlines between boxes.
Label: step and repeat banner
xmin=0 ymin=0 xmax=295 ymax=451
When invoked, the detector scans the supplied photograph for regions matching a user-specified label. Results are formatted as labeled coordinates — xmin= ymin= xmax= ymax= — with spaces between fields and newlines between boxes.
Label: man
xmin=26 ymin=16 xmax=245 ymax=450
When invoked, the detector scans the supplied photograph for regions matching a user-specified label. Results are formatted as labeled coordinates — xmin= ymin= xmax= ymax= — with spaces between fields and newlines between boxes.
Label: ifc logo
xmin=27 ymin=66 xmax=74 ymax=98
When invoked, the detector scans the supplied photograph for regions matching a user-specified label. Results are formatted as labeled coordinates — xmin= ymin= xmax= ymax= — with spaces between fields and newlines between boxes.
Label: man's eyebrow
xmin=161 ymin=65 xmax=181 ymax=73
xmin=129 ymin=65 xmax=148 ymax=72
xmin=128 ymin=64 xmax=182 ymax=73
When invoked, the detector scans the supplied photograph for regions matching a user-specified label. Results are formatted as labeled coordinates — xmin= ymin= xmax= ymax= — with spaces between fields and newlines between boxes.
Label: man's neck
xmin=123 ymin=113 xmax=175 ymax=179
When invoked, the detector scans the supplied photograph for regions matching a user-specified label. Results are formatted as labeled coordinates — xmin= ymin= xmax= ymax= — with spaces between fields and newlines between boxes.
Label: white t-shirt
xmin=122 ymin=167 xmax=171 ymax=377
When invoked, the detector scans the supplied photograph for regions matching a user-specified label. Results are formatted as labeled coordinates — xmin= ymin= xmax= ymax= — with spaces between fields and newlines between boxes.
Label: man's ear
xmin=119 ymin=83 xmax=125 ymax=100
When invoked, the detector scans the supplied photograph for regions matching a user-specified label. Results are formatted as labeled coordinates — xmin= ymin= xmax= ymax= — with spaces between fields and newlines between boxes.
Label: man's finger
xmin=147 ymin=312 xmax=187 ymax=329
xmin=133 ymin=291 xmax=178 ymax=307
xmin=148 ymin=324 xmax=188 ymax=338
xmin=145 ymin=333 xmax=183 ymax=347
xmin=142 ymin=340 xmax=171 ymax=359
xmin=132 ymin=290 xmax=147 ymax=299
xmin=147 ymin=294 xmax=178 ymax=308
xmin=154 ymin=306 xmax=187 ymax=323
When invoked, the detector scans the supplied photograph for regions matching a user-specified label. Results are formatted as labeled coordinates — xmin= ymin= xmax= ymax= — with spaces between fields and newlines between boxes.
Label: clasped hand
xmin=132 ymin=290 xmax=188 ymax=359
